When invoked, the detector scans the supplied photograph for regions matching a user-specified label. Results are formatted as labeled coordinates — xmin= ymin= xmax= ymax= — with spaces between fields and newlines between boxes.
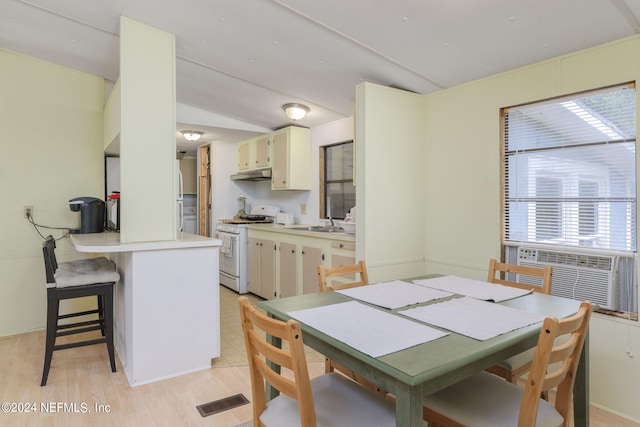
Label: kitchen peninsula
xmin=69 ymin=232 xmax=221 ymax=387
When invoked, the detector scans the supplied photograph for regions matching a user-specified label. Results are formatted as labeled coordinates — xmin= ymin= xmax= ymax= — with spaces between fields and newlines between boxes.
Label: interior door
xmin=197 ymin=144 xmax=211 ymax=236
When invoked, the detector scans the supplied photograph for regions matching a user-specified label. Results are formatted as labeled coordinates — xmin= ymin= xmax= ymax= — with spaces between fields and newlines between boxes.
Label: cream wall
xmin=119 ymin=17 xmax=176 ymax=243
xmin=355 ymin=83 xmax=427 ymax=282
xmin=422 ymin=35 xmax=640 ymax=421
xmin=0 ymin=49 xmax=104 ymax=337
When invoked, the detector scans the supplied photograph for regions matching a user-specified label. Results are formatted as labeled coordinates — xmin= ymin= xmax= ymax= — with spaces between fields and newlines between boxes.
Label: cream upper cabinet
xmin=237 ymin=135 xmax=272 ymax=172
xmin=255 ymin=135 xmax=271 ymax=169
xmin=238 ymin=139 xmax=252 ymax=171
xmin=236 ymin=126 xmax=309 ymax=190
xmin=271 ymin=126 xmax=311 ymax=190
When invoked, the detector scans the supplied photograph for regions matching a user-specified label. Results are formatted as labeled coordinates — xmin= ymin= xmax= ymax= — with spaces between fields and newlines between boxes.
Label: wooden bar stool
xmin=41 ymin=235 xmax=119 ymax=386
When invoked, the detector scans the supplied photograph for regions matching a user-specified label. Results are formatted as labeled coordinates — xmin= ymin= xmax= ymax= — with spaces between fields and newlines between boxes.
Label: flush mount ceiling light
xmin=181 ymin=130 xmax=203 ymax=141
xmin=283 ymin=103 xmax=309 ymax=121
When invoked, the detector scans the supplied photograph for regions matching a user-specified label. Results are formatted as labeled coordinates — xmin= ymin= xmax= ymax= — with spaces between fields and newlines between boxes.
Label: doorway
xmin=198 ymin=144 xmax=212 ymax=236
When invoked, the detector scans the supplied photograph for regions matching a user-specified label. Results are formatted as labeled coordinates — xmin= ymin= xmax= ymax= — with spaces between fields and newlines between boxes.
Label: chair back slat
xmin=487 ymin=258 xmax=552 ymax=294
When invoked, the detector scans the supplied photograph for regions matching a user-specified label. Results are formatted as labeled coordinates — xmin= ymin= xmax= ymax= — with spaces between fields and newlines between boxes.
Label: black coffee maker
xmin=69 ymin=197 xmax=105 ymax=234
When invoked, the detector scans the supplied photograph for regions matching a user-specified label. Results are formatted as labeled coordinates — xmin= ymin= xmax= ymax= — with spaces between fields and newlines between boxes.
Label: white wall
xmin=0 ymin=49 xmax=105 ymax=337
xmin=421 ymin=35 xmax=640 ymax=421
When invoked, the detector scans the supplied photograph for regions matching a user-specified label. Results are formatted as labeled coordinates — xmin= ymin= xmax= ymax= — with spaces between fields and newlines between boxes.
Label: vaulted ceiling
xmin=2 ymin=0 xmax=639 ymax=153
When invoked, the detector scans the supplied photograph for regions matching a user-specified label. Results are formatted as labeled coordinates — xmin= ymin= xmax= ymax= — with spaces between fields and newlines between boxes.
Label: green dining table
xmin=257 ymin=275 xmax=591 ymax=427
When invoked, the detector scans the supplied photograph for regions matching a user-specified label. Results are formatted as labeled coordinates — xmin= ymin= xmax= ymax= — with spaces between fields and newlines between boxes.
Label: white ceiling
xmin=2 ymin=0 xmax=640 ymax=154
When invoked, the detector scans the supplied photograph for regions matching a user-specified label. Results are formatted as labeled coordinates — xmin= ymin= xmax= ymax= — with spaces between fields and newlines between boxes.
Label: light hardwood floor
xmin=0 ymin=285 xmax=637 ymax=427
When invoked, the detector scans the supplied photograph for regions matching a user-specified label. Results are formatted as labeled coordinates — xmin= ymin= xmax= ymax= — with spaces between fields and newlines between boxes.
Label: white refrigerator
xmin=105 ymin=157 xmax=120 ymax=196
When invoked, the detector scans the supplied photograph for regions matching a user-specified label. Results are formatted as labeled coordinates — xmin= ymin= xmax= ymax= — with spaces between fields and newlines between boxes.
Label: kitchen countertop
xmin=245 ymin=223 xmax=355 ymax=242
xmin=69 ymin=231 xmax=221 ymax=253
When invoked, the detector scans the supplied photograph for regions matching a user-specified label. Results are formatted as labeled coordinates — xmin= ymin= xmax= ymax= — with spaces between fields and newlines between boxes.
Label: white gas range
xmin=216 ymin=205 xmax=279 ymax=293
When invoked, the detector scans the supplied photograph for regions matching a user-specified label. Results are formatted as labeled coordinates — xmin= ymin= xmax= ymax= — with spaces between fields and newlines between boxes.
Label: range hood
xmin=230 ymin=168 xmax=272 ymax=181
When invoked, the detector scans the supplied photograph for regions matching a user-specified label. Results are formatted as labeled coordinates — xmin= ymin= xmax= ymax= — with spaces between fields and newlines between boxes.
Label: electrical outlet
xmin=24 ymin=205 xmax=33 ymax=218
xmin=300 ymin=203 xmax=307 ymax=215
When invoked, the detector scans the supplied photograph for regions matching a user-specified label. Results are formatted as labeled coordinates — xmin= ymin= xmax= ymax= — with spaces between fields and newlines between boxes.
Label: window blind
xmin=503 ymin=84 xmax=637 ymax=253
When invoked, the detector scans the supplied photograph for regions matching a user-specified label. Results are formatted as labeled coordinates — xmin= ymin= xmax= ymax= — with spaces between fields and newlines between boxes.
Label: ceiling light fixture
xmin=181 ymin=130 xmax=203 ymax=141
xmin=283 ymin=103 xmax=309 ymax=121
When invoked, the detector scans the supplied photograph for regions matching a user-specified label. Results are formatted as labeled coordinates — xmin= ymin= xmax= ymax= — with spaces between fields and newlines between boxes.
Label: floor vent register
xmin=196 ymin=393 xmax=249 ymax=417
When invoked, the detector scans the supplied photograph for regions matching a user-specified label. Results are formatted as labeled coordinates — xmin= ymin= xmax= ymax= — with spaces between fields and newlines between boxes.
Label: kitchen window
xmin=502 ymin=83 xmax=638 ymax=318
xmin=320 ymin=141 xmax=355 ymax=220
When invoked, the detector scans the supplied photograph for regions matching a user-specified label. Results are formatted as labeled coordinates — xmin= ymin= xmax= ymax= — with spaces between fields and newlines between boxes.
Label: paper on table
xmin=414 ymin=275 xmax=533 ymax=302
xmin=399 ymin=296 xmax=545 ymax=341
xmin=288 ymin=301 xmax=449 ymax=358
xmin=335 ymin=280 xmax=452 ymax=309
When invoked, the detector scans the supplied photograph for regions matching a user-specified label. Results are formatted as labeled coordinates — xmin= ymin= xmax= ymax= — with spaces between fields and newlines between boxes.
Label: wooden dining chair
xmin=315 ymin=260 xmax=387 ymax=397
xmin=485 ymin=258 xmax=553 ymax=385
xmin=422 ymin=301 xmax=593 ymax=427
xmin=238 ymin=296 xmax=396 ymax=427
xmin=317 ymin=259 xmax=369 ymax=292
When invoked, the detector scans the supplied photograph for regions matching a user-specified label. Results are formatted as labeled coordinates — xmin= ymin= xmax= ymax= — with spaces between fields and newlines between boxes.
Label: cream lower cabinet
xmin=248 ymin=227 xmax=355 ymax=299
xmin=279 ymin=242 xmax=298 ymax=298
xmin=247 ymin=236 xmax=276 ymax=299
xmin=281 ymin=244 xmax=326 ymax=295
xmin=301 ymin=246 xmax=324 ymax=294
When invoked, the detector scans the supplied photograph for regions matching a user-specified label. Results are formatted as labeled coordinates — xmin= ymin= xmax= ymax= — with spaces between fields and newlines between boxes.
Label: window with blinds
xmin=321 ymin=141 xmax=355 ymax=220
xmin=503 ymin=84 xmax=637 ymax=253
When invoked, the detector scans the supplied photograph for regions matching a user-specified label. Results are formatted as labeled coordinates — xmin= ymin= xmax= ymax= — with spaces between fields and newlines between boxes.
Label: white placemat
xmin=336 ymin=280 xmax=452 ymax=309
xmin=399 ymin=296 xmax=545 ymax=341
xmin=414 ymin=275 xmax=533 ymax=302
xmin=288 ymin=301 xmax=449 ymax=357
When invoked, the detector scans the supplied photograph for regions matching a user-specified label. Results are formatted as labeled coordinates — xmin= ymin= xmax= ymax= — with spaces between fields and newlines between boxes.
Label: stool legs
xmin=40 ymin=284 xmax=116 ymax=386
xmin=41 ymin=289 xmax=59 ymax=386
xmin=104 ymin=286 xmax=116 ymax=372
xmin=97 ymin=294 xmax=105 ymax=336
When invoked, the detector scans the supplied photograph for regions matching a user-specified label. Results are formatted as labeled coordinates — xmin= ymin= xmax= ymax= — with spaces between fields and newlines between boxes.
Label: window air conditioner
xmin=516 ymin=247 xmax=618 ymax=310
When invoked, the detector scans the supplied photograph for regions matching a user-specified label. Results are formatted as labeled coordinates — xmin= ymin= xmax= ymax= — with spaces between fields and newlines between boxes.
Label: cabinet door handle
xmin=291 ymin=249 xmax=295 ymax=254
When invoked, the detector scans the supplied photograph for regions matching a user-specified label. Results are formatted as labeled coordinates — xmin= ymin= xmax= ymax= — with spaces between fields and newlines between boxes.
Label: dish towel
xmin=220 ymin=234 xmax=233 ymax=256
